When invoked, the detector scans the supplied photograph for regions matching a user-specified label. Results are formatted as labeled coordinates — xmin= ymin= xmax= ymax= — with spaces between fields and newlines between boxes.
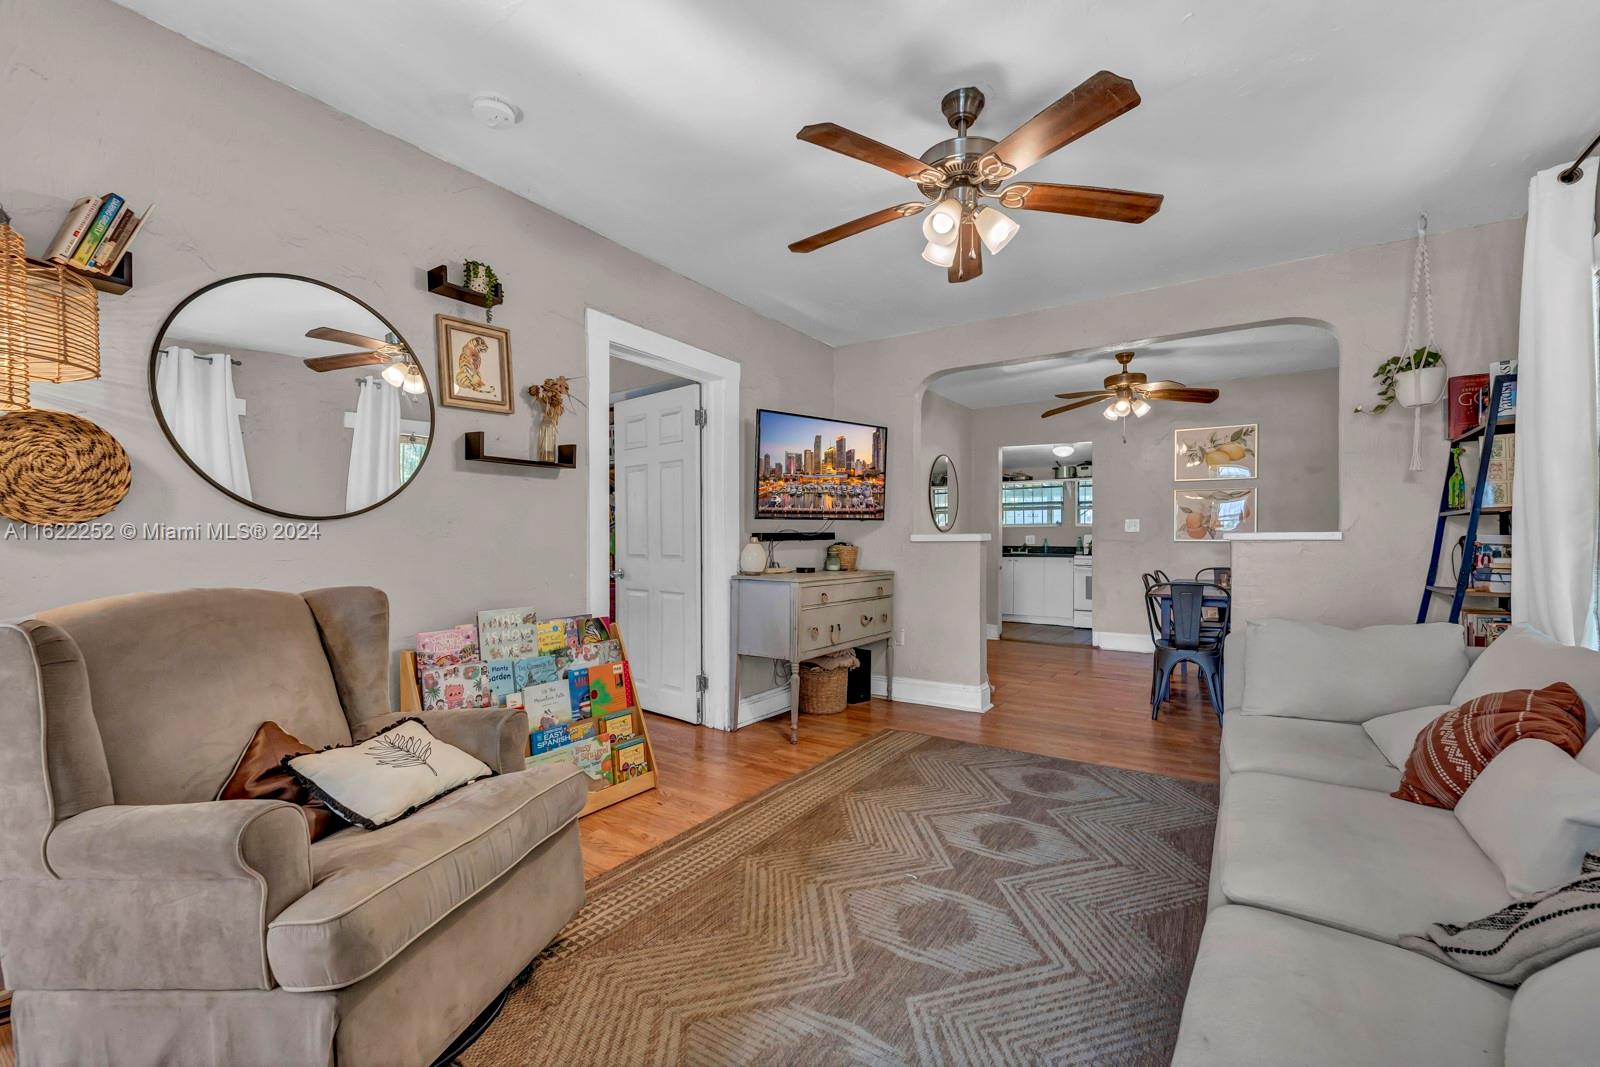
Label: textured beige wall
xmin=835 ymin=218 xmax=1524 ymax=685
xmin=969 ymin=367 xmax=1341 ymax=637
xmin=0 ymin=0 xmax=834 ymax=674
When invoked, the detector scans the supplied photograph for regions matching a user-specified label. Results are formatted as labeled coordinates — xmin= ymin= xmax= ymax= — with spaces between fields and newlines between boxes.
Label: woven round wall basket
xmin=0 ymin=410 xmax=131 ymax=525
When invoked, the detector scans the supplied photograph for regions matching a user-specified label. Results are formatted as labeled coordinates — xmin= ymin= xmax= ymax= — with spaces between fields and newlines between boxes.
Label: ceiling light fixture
xmin=401 ymin=365 xmax=427 ymax=395
xmin=1051 ymin=444 xmax=1075 ymax=458
xmin=973 ymin=206 xmax=1019 ymax=255
xmin=921 ymin=199 xmax=962 ymax=246
xmin=1130 ymin=398 xmax=1151 ymax=418
xmin=921 ymin=241 xmax=956 ymax=268
xmin=1101 ymin=402 xmax=1122 ymax=422
xmin=381 ymin=361 xmax=408 ymax=388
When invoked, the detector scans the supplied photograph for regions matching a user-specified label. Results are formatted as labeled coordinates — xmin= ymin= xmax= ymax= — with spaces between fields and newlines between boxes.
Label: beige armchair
xmin=0 ymin=587 xmax=586 ymax=1067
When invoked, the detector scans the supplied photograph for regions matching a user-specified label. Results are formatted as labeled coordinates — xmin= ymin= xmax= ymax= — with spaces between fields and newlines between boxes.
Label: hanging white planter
xmin=1396 ymin=365 xmax=1447 ymax=408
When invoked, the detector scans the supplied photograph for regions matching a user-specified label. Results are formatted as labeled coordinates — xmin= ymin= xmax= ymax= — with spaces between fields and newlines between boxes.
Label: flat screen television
xmin=755 ymin=409 xmax=886 ymax=520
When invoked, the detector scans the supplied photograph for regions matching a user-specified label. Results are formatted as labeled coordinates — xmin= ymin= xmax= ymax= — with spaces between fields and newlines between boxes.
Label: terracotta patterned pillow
xmin=1394 ymin=683 xmax=1586 ymax=809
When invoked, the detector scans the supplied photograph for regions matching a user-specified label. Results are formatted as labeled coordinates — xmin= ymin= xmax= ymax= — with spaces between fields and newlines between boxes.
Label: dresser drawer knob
xmin=881 ymin=613 xmax=889 ymax=623
xmin=809 ymin=626 xmax=819 ymax=639
xmin=861 ymin=614 xmax=872 ymax=626
xmin=820 ymin=592 xmax=830 ymax=604
xmin=875 ymin=585 xmax=884 ymax=596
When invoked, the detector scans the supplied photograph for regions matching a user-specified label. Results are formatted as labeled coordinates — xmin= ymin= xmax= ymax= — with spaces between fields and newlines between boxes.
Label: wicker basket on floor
xmin=799 ymin=652 xmax=857 ymax=715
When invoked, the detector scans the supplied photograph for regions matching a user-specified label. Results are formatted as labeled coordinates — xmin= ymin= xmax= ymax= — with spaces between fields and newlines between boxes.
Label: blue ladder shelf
xmin=1417 ymin=373 xmax=1515 ymax=624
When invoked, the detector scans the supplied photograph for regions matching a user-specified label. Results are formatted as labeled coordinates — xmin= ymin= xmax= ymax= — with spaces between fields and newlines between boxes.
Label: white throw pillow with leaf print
xmin=283 ymin=717 xmax=492 ymax=829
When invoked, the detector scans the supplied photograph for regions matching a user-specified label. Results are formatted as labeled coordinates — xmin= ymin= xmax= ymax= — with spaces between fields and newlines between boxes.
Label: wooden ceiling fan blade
xmin=1138 ymin=380 xmax=1184 ymax=392
xmin=998 ymin=183 xmax=1163 ymax=223
xmin=1041 ymin=396 xmax=1107 ymax=418
xmin=304 ymin=352 xmax=388 ymax=372
xmin=788 ymin=202 xmax=926 ymax=253
xmin=305 ymin=326 xmax=390 ymax=350
xmin=1145 ymin=387 xmax=1220 ymax=403
xmin=796 ymin=123 xmax=942 ymax=183
xmin=977 ymin=71 xmax=1141 ymax=180
xmin=1052 ymin=390 xmax=1113 ymax=400
xmin=948 ymin=215 xmax=982 ymax=283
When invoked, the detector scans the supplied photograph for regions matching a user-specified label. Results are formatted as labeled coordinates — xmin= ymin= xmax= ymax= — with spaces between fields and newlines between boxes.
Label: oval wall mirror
xmin=929 ymin=454 xmax=958 ymax=531
xmin=150 ymin=274 xmax=434 ymax=520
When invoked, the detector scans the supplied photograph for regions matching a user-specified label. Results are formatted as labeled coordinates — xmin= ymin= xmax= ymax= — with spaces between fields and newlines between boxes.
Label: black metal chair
xmin=1144 ymin=580 xmax=1228 ymax=722
xmin=1194 ymin=566 xmax=1232 ymax=590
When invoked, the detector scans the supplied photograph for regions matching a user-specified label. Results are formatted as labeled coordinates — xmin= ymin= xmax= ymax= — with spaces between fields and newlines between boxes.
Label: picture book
xmin=563 ymin=639 xmax=621 ymax=675
xmin=531 ymin=723 xmax=572 ymax=756
xmin=567 ymin=717 xmax=600 ymax=744
xmin=513 ymin=655 xmax=560 ymax=689
xmin=416 ymin=624 xmax=480 ymax=668
xmin=505 ymin=691 xmax=524 ymax=710
xmin=419 ymin=662 xmax=491 ymax=710
xmin=1482 ymin=434 xmax=1514 ymax=507
xmin=571 ymin=736 xmax=614 ymax=787
xmin=590 ymin=664 xmax=631 ymax=717
xmin=477 ymin=607 xmax=540 ymax=661
xmin=526 ymin=746 xmax=578 ymax=773
xmin=614 ymin=736 xmax=650 ymax=781
xmin=599 ymin=708 xmax=636 ymax=744
xmin=523 ymin=681 xmax=572 ymax=731
xmin=535 ymin=620 xmax=567 ymax=654
xmin=486 ymin=660 xmax=517 ymax=706
xmin=577 ymin=616 xmax=610 ymax=644
xmin=568 ymin=669 xmax=594 ymax=719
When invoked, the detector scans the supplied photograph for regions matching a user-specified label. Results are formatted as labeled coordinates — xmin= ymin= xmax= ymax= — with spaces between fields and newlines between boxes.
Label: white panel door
xmin=613 ymin=383 xmax=702 ymax=722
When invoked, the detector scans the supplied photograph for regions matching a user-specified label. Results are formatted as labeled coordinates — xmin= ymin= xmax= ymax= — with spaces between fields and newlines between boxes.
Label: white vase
xmin=739 ymin=536 xmax=767 ymax=575
xmin=1395 ymin=366 xmax=1446 ymax=408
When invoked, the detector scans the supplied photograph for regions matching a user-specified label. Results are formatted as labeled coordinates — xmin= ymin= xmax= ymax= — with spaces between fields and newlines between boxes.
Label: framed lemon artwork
xmin=1174 ymin=423 xmax=1257 ymax=481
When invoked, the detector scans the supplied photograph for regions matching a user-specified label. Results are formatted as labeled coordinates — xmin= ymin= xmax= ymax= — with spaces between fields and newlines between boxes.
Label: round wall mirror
xmin=150 ymin=275 xmax=434 ymax=520
xmin=929 ymin=454 xmax=958 ymax=531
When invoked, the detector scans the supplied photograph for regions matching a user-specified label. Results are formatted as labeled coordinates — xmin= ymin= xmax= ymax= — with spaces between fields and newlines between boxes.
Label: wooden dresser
xmin=730 ymin=569 xmax=894 ymax=743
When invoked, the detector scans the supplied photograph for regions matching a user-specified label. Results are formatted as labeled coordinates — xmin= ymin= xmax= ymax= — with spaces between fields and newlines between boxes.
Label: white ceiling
xmin=1002 ymin=443 xmax=1094 ymax=470
xmin=164 ymin=277 xmax=394 ymax=357
xmin=115 ymin=0 xmax=1600 ymax=346
xmin=927 ymin=321 xmax=1338 ymax=409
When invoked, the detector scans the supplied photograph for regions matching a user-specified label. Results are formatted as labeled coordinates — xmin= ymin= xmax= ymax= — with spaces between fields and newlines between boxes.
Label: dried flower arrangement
xmin=528 ymin=376 xmax=584 ymax=462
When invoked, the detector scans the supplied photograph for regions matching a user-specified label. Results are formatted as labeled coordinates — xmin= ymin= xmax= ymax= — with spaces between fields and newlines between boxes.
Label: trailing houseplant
xmin=1363 ymin=346 xmax=1443 ymax=415
xmin=462 ymin=259 xmax=499 ymax=322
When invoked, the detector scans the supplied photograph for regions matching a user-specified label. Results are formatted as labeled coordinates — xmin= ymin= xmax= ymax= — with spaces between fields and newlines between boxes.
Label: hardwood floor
xmin=0 ymin=637 xmax=1217 ymax=1060
xmin=579 ymin=636 xmax=1220 ymax=878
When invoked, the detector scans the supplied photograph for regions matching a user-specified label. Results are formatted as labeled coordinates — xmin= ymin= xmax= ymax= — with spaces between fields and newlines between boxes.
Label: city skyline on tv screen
xmin=755 ymin=410 xmax=885 ymax=520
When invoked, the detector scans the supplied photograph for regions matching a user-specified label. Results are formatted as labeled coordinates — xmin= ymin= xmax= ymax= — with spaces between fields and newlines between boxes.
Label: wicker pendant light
xmin=23 ymin=257 xmax=99 ymax=385
xmin=0 ymin=205 xmax=27 ymax=412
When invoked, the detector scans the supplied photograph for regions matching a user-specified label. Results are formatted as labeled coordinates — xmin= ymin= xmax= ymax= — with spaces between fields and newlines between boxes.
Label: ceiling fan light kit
xmin=1044 ymin=350 xmax=1219 ymax=423
xmin=788 ymin=71 xmax=1163 ymax=283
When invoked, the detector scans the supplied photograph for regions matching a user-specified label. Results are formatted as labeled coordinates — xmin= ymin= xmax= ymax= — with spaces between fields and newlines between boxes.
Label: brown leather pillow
xmin=217 ymin=721 xmax=348 ymax=841
xmin=1394 ymin=683 xmax=1587 ymax=809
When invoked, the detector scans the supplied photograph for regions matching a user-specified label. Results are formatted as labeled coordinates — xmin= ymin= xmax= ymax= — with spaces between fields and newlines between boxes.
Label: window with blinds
xmin=1001 ymin=482 xmax=1064 ymax=526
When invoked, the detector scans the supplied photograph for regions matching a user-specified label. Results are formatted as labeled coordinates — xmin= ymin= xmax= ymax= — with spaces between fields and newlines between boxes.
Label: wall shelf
xmin=463 ymin=431 xmax=574 ymax=469
xmin=26 ymin=254 xmax=132 ymax=295
xmin=426 ymin=265 xmax=502 ymax=308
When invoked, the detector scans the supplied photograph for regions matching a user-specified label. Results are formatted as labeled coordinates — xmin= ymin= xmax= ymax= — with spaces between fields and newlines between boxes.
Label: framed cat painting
xmin=435 ymin=315 xmax=513 ymax=413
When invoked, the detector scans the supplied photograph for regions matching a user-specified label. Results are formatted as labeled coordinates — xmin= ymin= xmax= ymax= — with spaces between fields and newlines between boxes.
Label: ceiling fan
xmin=1041 ymin=351 xmax=1218 ymax=421
xmin=787 ymin=71 xmax=1163 ymax=283
xmin=303 ymin=327 xmax=425 ymax=393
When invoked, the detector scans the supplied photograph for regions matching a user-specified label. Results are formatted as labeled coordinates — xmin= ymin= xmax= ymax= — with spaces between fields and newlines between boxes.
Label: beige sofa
xmin=0 ymin=587 xmax=586 ymax=1067
xmin=1173 ymin=620 xmax=1600 ymax=1066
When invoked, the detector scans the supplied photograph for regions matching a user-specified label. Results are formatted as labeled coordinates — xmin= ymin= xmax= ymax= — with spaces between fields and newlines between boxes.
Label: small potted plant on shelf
xmin=462 ymin=260 xmax=499 ymax=321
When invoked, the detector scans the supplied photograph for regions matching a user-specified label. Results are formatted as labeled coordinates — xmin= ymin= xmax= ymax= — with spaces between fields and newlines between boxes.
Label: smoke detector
xmin=470 ymin=95 xmax=520 ymax=129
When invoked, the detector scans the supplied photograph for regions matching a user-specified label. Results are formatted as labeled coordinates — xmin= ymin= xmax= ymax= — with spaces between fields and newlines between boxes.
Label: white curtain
xmin=1512 ymin=159 xmax=1599 ymax=648
xmin=346 ymin=375 xmax=399 ymax=511
xmin=155 ymin=346 xmax=252 ymax=499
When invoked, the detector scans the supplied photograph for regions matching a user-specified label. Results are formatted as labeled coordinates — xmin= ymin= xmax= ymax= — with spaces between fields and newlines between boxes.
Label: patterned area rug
xmin=466 ymin=731 xmax=1218 ymax=1067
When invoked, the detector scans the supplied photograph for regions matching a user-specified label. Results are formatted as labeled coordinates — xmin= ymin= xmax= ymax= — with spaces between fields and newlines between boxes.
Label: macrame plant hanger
xmin=1399 ymin=213 xmax=1441 ymax=472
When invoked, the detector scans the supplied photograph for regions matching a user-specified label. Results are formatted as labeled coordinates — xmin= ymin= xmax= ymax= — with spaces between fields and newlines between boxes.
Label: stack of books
xmin=42 ymin=193 xmax=155 ymax=275
xmin=1468 ymin=533 xmax=1511 ymax=594
xmin=1462 ymin=608 xmax=1511 ymax=648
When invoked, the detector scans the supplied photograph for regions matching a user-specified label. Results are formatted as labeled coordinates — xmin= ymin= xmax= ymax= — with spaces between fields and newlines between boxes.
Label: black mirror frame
xmin=928 ymin=453 xmax=958 ymax=531
xmin=148 ymin=273 xmax=436 ymax=521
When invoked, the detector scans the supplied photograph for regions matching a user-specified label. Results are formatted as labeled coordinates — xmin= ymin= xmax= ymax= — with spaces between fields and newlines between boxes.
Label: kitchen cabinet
xmin=1000 ymin=555 xmax=1082 ymax=626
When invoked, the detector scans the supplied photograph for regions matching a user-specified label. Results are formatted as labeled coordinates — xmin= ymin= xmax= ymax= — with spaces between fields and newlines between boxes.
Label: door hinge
xmin=695 ymin=673 xmax=709 ymax=693
xmin=693 ymin=407 xmax=708 ymax=428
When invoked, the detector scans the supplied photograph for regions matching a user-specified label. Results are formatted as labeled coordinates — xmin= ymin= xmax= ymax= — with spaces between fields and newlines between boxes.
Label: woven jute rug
xmin=466 ymin=731 xmax=1218 ymax=1067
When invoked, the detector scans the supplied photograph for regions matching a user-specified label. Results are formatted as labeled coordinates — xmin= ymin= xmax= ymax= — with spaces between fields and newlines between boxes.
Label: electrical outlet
xmin=895 ymin=628 xmax=906 ymax=647
xmin=1124 ymin=518 xmax=1140 ymax=533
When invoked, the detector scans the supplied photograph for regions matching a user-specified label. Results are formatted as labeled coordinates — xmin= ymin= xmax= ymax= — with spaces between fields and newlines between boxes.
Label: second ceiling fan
xmin=1041 ymin=351 xmax=1218 ymax=421
xmin=788 ymin=71 xmax=1163 ymax=283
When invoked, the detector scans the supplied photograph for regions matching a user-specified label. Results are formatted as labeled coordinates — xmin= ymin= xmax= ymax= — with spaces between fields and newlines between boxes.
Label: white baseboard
xmin=737 ymin=685 xmax=791 ymax=727
xmin=872 ymin=674 xmax=991 ymax=713
xmin=1094 ymin=631 xmax=1156 ymax=654
xmin=984 ymin=623 xmax=1001 ymax=640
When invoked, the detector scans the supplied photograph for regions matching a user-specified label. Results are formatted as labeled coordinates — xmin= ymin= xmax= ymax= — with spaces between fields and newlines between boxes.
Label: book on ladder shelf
xmin=1418 ymin=368 xmax=1516 ymax=645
